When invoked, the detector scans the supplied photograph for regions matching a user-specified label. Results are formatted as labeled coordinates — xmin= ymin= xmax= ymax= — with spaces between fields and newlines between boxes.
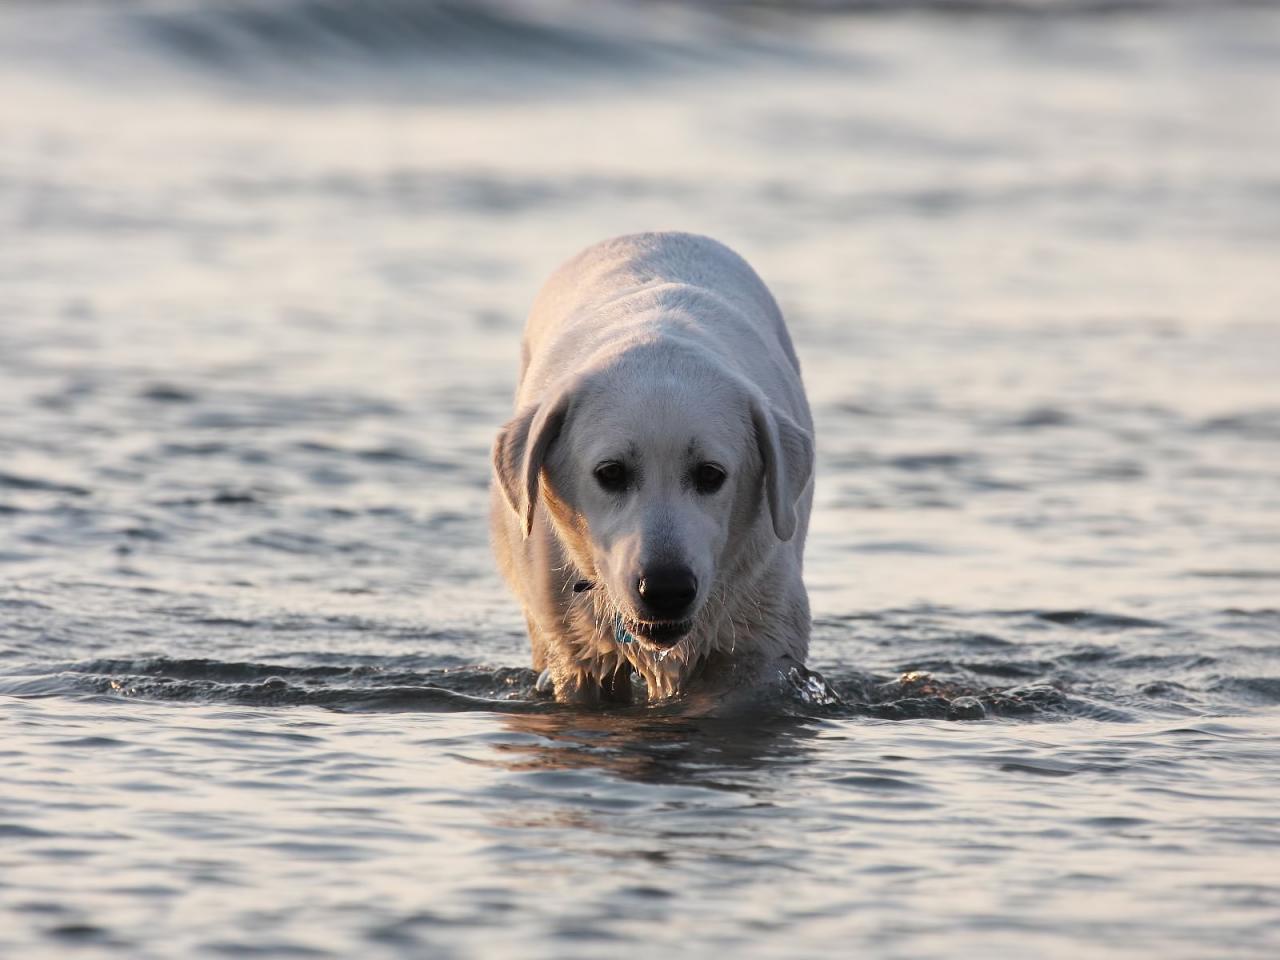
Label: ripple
xmin=0 ymin=472 xmax=90 ymax=497
xmin=137 ymin=383 xmax=198 ymax=404
xmin=1208 ymin=676 xmax=1280 ymax=706
xmin=1192 ymin=570 xmax=1280 ymax=581
xmin=0 ymin=654 xmax=1176 ymax=722
xmin=1199 ymin=409 xmax=1280 ymax=440
xmin=1034 ymin=611 xmax=1165 ymax=630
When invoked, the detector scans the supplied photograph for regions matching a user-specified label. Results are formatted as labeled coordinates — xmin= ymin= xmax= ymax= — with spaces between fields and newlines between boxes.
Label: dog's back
xmin=516 ymin=233 xmax=807 ymax=420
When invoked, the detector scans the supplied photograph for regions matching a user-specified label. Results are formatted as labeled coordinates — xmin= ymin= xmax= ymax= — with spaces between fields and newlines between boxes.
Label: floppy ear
xmin=749 ymin=394 xmax=815 ymax=542
xmin=492 ymin=388 xmax=572 ymax=539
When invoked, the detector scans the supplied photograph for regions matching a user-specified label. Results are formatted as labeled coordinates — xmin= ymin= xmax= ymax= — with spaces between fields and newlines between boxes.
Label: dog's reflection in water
xmin=485 ymin=702 xmax=824 ymax=793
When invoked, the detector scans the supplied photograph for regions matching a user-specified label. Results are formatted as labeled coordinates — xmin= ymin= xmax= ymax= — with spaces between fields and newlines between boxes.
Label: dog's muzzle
xmin=624 ymin=617 xmax=694 ymax=648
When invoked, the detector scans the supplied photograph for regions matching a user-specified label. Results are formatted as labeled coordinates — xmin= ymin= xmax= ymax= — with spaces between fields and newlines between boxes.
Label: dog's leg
xmin=600 ymin=662 xmax=635 ymax=705
xmin=537 ymin=653 xmax=634 ymax=706
xmin=526 ymin=614 xmax=549 ymax=672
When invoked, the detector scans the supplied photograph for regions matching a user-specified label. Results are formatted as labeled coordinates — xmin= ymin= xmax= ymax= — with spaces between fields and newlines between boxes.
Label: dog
xmin=491 ymin=232 xmax=814 ymax=704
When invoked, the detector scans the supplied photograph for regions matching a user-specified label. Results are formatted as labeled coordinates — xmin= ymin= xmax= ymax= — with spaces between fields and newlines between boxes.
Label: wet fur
xmin=491 ymin=232 xmax=814 ymax=704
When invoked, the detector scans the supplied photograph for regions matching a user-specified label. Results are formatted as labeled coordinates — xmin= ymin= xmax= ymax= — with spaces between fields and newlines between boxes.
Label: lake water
xmin=2 ymin=1 xmax=1279 ymax=957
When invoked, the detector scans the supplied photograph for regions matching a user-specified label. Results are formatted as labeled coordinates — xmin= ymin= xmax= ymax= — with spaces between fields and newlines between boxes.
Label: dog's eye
xmin=694 ymin=462 xmax=727 ymax=494
xmin=594 ymin=461 xmax=628 ymax=492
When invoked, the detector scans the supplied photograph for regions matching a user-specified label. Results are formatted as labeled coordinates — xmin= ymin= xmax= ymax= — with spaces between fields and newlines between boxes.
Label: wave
xmin=126 ymin=0 xmax=678 ymax=72
xmin=712 ymin=0 xmax=1278 ymax=11
xmin=0 ymin=653 xmax=1242 ymax=721
xmin=0 ymin=659 xmax=553 ymax=713
xmin=7 ymin=0 xmax=1272 ymax=94
xmin=120 ymin=0 xmax=1280 ymax=67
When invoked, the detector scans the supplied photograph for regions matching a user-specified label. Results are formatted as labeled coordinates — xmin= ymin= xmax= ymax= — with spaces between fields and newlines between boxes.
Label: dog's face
xmin=494 ymin=348 xmax=813 ymax=649
xmin=544 ymin=368 xmax=749 ymax=646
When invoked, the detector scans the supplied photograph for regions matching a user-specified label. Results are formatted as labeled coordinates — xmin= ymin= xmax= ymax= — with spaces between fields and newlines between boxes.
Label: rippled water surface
xmin=2 ymin=1 xmax=1279 ymax=957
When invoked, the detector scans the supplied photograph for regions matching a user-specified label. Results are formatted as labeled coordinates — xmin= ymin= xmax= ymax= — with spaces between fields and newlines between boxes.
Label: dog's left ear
xmin=492 ymin=385 xmax=573 ymax=539
xmin=749 ymin=393 xmax=814 ymax=542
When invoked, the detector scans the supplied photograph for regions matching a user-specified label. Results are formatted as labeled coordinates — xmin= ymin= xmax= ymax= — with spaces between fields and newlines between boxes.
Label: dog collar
xmin=613 ymin=613 xmax=635 ymax=646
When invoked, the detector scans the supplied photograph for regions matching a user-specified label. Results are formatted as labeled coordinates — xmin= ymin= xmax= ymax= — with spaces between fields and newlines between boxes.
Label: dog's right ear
xmin=492 ymin=387 xmax=572 ymax=539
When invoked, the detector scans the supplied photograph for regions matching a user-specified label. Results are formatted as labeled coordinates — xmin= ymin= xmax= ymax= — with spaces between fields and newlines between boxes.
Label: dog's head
xmin=493 ymin=346 xmax=813 ymax=648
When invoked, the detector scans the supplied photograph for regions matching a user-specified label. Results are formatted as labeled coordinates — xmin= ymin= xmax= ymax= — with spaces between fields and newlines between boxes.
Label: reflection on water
xmin=2 ymin=0 xmax=1280 ymax=956
xmin=490 ymin=710 xmax=823 ymax=790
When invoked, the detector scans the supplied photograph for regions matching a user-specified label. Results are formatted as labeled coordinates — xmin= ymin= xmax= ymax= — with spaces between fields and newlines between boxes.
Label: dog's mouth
xmin=625 ymin=618 xmax=694 ymax=648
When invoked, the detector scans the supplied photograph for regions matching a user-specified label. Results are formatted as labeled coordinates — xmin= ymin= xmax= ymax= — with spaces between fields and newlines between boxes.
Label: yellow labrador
xmin=492 ymin=233 xmax=814 ymax=704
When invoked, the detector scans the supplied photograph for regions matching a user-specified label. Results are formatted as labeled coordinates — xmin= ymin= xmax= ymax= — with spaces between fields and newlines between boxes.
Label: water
xmin=2 ymin=0 xmax=1279 ymax=956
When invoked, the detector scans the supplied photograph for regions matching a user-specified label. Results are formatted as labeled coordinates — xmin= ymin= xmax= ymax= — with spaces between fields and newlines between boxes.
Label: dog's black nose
xmin=637 ymin=566 xmax=697 ymax=620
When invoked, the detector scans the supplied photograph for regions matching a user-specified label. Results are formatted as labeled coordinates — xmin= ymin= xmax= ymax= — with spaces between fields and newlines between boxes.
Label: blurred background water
xmin=2 ymin=1 xmax=1279 ymax=957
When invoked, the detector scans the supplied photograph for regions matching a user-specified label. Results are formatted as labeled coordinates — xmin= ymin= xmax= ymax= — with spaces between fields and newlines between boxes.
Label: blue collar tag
xmin=613 ymin=614 xmax=635 ymax=646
